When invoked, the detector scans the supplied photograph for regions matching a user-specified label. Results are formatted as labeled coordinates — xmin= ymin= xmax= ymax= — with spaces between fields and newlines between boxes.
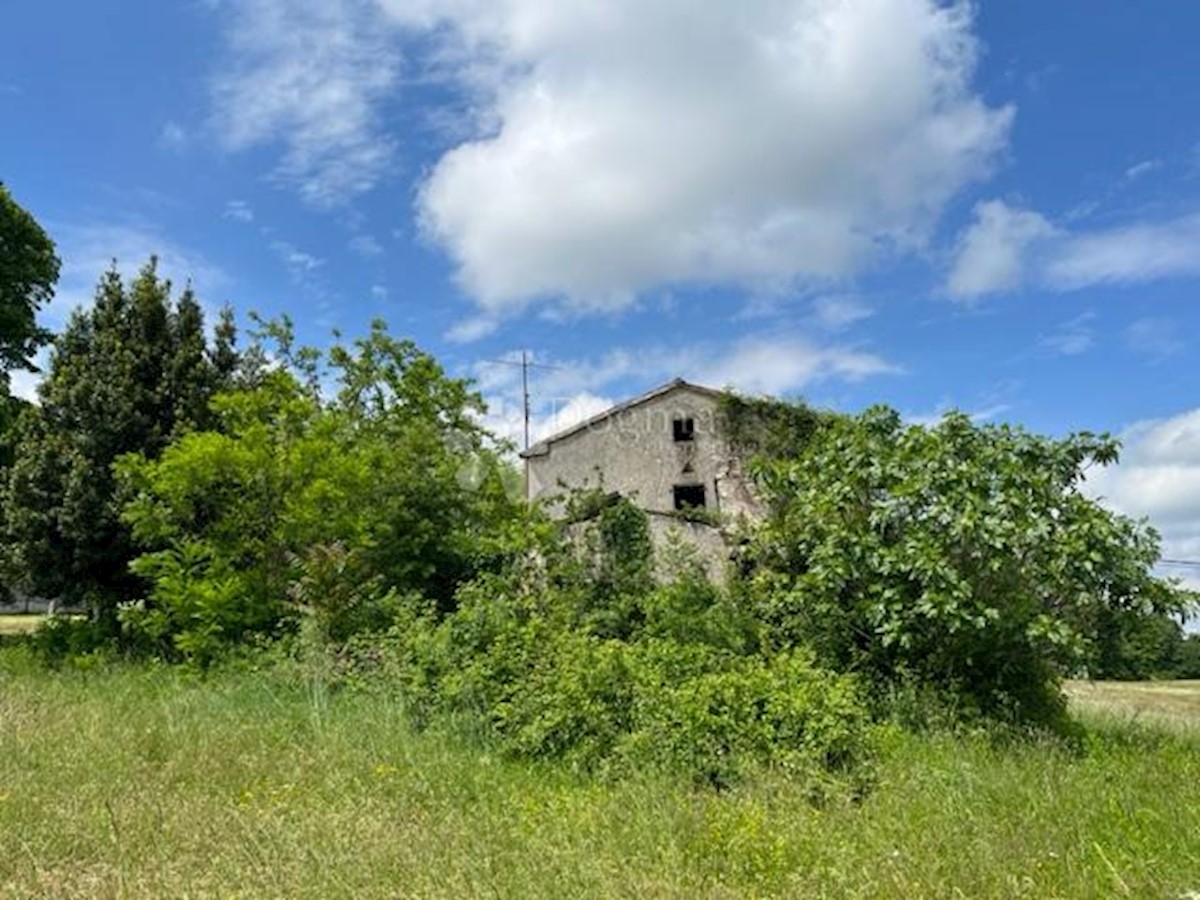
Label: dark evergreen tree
xmin=1 ymin=259 xmax=237 ymax=625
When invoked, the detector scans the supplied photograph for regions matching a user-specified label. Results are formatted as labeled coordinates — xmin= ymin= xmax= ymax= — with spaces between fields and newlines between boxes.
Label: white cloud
xmin=7 ymin=351 xmax=49 ymax=403
xmin=348 ymin=234 xmax=384 ymax=258
xmin=1039 ymin=311 xmax=1095 ymax=356
xmin=223 ymin=199 xmax=255 ymax=223
xmin=209 ymin=1 xmax=1014 ymax=315
xmin=948 ymin=202 xmax=1200 ymax=297
xmin=1086 ymin=409 xmax=1200 ymax=590
xmin=395 ymin=0 xmax=1011 ymax=317
xmin=158 ymin=121 xmax=189 ymax=152
xmin=904 ymin=403 xmax=1010 ymax=428
xmin=947 ymin=200 xmax=1056 ymax=299
xmin=811 ymin=294 xmax=874 ymax=331
xmin=269 ymin=239 xmax=324 ymax=285
xmin=1125 ymin=159 xmax=1162 ymax=181
xmin=209 ymin=0 xmax=402 ymax=206
xmin=477 ymin=331 xmax=895 ymax=417
xmin=1125 ymin=317 xmax=1185 ymax=358
xmin=1043 ymin=215 xmax=1200 ymax=291
xmin=484 ymin=389 xmax=617 ymax=452
xmin=694 ymin=336 xmax=898 ymax=395
xmin=446 ymin=315 xmax=499 ymax=343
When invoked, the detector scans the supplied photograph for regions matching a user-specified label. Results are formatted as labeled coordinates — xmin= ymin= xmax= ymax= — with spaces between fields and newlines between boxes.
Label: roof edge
xmin=519 ymin=378 xmax=724 ymax=458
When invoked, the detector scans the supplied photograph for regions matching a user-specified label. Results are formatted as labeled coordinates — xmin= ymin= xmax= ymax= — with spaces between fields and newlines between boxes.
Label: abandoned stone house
xmin=521 ymin=379 xmax=762 ymax=565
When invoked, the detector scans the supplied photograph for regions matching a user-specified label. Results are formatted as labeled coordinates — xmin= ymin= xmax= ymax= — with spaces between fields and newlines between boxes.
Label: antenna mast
xmin=479 ymin=351 xmax=566 ymax=503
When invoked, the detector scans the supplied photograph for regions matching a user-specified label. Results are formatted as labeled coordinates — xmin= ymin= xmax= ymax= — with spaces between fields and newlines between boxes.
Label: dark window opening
xmin=673 ymin=417 xmax=695 ymax=443
xmin=673 ymin=484 xmax=706 ymax=510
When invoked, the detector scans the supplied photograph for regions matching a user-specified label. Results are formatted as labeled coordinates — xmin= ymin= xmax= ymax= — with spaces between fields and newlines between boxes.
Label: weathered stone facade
xmin=522 ymin=379 xmax=762 ymax=524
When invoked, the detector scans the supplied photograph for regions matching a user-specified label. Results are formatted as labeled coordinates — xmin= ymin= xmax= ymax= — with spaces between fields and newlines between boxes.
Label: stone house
xmin=521 ymin=379 xmax=762 ymax=567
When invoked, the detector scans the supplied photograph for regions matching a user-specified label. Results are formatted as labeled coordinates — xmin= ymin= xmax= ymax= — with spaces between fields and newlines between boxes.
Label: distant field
xmin=0 ymin=615 xmax=43 ymax=636
xmin=1065 ymin=679 xmax=1200 ymax=730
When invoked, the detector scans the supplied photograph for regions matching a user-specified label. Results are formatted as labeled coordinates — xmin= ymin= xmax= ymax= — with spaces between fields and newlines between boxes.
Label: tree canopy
xmin=1 ymin=260 xmax=236 ymax=621
xmin=746 ymin=407 xmax=1188 ymax=724
xmin=0 ymin=183 xmax=57 ymax=378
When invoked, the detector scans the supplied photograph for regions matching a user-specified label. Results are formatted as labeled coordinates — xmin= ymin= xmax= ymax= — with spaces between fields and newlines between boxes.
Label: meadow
xmin=2 ymin=644 xmax=1198 ymax=899
xmin=0 ymin=616 xmax=42 ymax=636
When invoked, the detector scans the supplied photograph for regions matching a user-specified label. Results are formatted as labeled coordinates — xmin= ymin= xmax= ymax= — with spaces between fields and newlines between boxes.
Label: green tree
xmin=0 ymin=183 xmax=57 ymax=378
xmin=1092 ymin=607 xmax=1187 ymax=680
xmin=1 ymin=260 xmax=232 ymax=625
xmin=115 ymin=319 xmax=518 ymax=661
xmin=746 ymin=407 xmax=1186 ymax=725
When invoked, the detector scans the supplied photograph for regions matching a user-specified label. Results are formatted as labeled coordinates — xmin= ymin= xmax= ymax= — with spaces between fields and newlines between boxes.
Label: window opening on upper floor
xmin=673 ymin=417 xmax=695 ymax=443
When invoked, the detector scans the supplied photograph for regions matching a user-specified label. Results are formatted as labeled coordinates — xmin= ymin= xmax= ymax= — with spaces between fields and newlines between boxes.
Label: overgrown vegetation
xmin=1 ymin=191 xmax=1195 ymax=819
xmin=746 ymin=407 xmax=1188 ymax=726
xmin=2 ymin=647 xmax=1199 ymax=899
xmin=718 ymin=391 xmax=827 ymax=461
xmin=339 ymin=497 xmax=874 ymax=787
xmin=114 ymin=318 xmax=517 ymax=664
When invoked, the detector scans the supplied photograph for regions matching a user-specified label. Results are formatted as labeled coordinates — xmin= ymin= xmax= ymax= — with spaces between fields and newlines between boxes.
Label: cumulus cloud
xmin=395 ymin=0 xmax=1011 ymax=316
xmin=209 ymin=0 xmax=1011 ymax=311
xmin=948 ymin=202 xmax=1200 ymax=298
xmin=209 ymin=0 xmax=401 ymax=205
xmin=1085 ymin=409 xmax=1200 ymax=589
xmin=947 ymin=200 xmax=1056 ymax=299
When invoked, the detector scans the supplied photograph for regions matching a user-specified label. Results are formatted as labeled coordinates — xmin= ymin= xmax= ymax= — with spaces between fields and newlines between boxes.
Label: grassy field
xmin=1 ymin=648 xmax=1198 ymax=899
xmin=1066 ymin=678 xmax=1200 ymax=731
xmin=0 ymin=615 xmax=43 ymax=636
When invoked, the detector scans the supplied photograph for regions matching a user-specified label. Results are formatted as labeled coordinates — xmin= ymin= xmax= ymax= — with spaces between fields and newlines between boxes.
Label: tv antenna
xmin=480 ymin=352 xmax=567 ymax=500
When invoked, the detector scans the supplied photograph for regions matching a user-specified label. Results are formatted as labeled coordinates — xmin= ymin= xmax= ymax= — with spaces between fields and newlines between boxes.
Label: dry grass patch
xmin=1065 ymin=679 xmax=1200 ymax=731
xmin=0 ymin=615 xmax=44 ymax=636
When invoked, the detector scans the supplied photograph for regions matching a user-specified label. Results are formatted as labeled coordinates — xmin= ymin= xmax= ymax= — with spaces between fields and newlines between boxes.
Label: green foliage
xmin=1091 ymin=607 xmax=1191 ymax=680
xmin=1177 ymin=633 xmax=1200 ymax=679
xmin=718 ymin=391 xmax=827 ymax=461
xmin=0 ymin=183 xmax=57 ymax=376
xmin=116 ymin=320 xmax=517 ymax=660
xmin=746 ymin=406 xmax=1186 ymax=725
xmin=358 ymin=499 xmax=875 ymax=788
xmin=26 ymin=614 xmax=115 ymax=665
xmin=0 ymin=260 xmax=236 ymax=626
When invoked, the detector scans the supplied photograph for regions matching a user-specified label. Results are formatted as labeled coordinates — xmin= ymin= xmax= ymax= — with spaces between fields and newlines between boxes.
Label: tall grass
xmin=2 ymin=646 xmax=1198 ymax=898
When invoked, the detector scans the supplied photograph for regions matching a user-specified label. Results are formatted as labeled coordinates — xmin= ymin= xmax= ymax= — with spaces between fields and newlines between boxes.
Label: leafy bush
xmin=27 ymin=615 xmax=115 ymax=665
xmin=746 ymin=407 xmax=1187 ymax=726
xmin=351 ymin=500 xmax=877 ymax=789
xmin=115 ymin=321 xmax=518 ymax=661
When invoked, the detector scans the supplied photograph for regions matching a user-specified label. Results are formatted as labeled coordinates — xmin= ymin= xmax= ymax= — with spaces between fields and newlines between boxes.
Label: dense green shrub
xmin=346 ymin=500 xmax=877 ymax=788
xmin=746 ymin=406 xmax=1188 ymax=726
xmin=27 ymin=615 xmax=115 ymax=665
xmin=115 ymin=321 xmax=517 ymax=663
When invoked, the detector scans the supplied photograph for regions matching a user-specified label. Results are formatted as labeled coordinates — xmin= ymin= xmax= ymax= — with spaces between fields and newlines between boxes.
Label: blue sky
xmin=4 ymin=0 xmax=1200 ymax=576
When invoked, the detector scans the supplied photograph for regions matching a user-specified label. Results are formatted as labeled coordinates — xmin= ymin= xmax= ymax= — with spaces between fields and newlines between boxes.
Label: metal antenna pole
xmin=478 ymin=353 xmax=568 ymax=505
xmin=522 ymin=350 xmax=530 ymax=455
